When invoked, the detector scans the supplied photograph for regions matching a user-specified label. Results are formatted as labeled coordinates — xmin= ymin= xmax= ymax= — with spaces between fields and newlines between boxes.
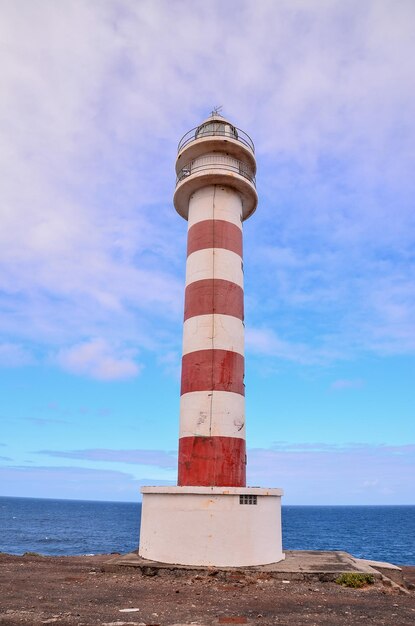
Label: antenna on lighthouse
xmin=211 ymin=105 xmax=223 ymax=116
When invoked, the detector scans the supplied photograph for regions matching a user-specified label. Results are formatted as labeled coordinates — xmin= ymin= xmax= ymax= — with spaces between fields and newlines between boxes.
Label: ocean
xmin=0 ymin=497 xmax=414 ymax=565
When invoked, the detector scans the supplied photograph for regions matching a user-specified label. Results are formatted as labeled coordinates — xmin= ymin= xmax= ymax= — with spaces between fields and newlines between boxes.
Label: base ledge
xmin=104 ymin=550 xmax=403 ymax=586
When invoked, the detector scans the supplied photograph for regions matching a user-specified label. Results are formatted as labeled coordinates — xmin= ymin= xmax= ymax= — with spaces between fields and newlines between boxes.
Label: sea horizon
xmin=2 ymin=494 xmax=414 ymax=506
xmin=1 ymin=496 xmax=414 ymax=565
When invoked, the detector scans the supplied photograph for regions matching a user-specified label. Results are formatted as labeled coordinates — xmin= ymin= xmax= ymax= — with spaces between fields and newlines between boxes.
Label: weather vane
xmin=211 ymin=105 xmax=223 ymax=116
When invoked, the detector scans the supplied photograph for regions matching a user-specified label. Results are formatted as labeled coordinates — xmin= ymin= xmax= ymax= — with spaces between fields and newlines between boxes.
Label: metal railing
xmin=176 ymin=155 xmax=256 ymax=186
xmin=178 ymin=125 xmax=255 ymax=154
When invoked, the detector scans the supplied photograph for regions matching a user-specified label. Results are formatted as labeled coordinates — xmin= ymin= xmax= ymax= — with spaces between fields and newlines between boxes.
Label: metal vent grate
xmin=239 ymin=495 xmax=257 ymax=505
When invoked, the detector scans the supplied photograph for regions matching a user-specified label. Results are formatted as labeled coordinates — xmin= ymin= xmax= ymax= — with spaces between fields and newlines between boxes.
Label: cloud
xmin=56 ymin=338 xmax=141 ymax=380
xmin=247 ymin=442 xmax=415 ymax=504
xmin=157 ymin=350 xmax=181 ymax=380
xmin=331 ymin=379 xmax=364 ymax=390
xmin=36 ymin=448 xmax=177 ymax=469
xmin=23 ymin=417 xmax=69 ymax=426
xmin=0 ymin=343 xmax=33 ymax=367
xmin=245 ymin=327 xmax=341 ymax=365
xmin=0 ymin=0 xmax=414 ymax=371
xmin=22 ymin=441 xmax=415 ymax=503
xmin=0 ymin=464 xmax=162 ymax=501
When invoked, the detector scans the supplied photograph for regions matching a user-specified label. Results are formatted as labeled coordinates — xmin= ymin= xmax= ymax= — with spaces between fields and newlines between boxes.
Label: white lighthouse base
xmin=138 ymin=486 xmax=284 ymax=567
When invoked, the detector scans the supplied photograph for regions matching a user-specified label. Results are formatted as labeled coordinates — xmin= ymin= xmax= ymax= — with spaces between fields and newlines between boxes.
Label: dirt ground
xmin=0 ymin=554 xmax=414 ymax=626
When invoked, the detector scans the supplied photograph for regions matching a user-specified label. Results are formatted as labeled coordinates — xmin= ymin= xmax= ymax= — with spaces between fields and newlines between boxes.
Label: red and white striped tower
xmin=139 ymin=114 xmax=284 ymax=568
xmin=174 ymin=114 xmax=257 ymax=487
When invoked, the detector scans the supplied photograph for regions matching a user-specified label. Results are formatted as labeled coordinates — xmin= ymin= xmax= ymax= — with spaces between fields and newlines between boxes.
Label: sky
xmin=1 ymin=0 xmax=414 ymax=504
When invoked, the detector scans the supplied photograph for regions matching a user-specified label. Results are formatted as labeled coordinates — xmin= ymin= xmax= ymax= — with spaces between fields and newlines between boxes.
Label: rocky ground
xmin=0 ymin=553 xmax=414 ymax=626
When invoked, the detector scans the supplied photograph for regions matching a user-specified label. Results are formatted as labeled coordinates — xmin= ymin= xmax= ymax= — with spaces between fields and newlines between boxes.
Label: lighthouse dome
xmin=174 ymin=113 xmax=257 ymax=221
xmin=195 ymin=115 xmax=238 ymax=141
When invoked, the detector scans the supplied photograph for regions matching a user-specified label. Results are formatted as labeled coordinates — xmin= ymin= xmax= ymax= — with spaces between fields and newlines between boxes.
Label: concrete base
xmin=138 ymin=486 xmax=284 ymax=567
xmin=105 ymin=550 xmax=405 ymax=587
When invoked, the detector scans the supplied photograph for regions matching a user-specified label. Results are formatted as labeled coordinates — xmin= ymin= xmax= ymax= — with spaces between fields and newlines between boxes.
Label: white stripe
xmin=182 ymin=314 xmax=244 ymax=356
xmin=188 ymin=186 xmax=243 ymax=230
xmin=179 ymin=390 xmax=245 ymax=439
xmin=185 ymin=248 xmax=244 ymax=288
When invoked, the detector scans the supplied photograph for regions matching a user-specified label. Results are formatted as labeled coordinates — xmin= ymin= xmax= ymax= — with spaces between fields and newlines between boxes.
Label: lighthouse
xmin=138 ymin=114 xmax=284 ymax=567
xmin=176 ymin=114 xmax=254 ymax=488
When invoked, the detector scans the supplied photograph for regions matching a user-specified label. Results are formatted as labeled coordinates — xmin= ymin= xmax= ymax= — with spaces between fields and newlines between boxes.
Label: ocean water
xmin=0 ymin=497 xmax=414 ymax=565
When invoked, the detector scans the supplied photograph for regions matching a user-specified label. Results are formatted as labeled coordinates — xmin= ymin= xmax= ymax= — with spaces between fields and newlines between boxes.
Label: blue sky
xmin=1 ymin=0 xmax=414 ymax=504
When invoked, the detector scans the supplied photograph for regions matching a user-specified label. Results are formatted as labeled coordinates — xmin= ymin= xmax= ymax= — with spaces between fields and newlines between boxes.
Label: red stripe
xmin=181 ymin=349 xmax=245 ymax=396
xmin=187 ymin=220 xmax=243 ymax=257
xmin=184 ymin=279 xmax=244 ymax=321
xmin=178 ymin=436 xmax=246 ymax=486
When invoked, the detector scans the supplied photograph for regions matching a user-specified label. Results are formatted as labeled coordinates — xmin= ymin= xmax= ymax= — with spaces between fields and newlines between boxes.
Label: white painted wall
xmin=185 ymin=248 xmax=243 ymax=288
xmin=180 ymin=390 xmax=245 ymax=438
xmin=139 ymin=487 xmax=284 ymax=567
xmin=188 ymin=186 xmax=243 ymax=229
xmin=182 ymin=313 xmax=244 ymax=356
